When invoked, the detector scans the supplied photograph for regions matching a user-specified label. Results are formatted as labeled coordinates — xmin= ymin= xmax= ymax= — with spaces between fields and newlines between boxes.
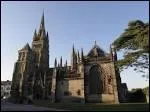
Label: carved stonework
xmin=11 ymin=13 xmax=126 ymax=104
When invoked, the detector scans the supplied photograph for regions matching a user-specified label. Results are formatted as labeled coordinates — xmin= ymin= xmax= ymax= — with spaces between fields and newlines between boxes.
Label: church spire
xmin=38 ymin=11 xmax=46 ymax=37
xmin=72 ymin=44 xmax=77 ymax=61
xmin=95 ymin=40 xmax=96 ymax=46
xmin=60 ymin=56 xmax=62 ymax=67
xmin=65 ymin=60 xmax=68 ymax=72
xmin=81 ymin=48 xmax=84 ymax=62
xmin=54 ymin=58 xmax=57 ymax=68
xmin=72 ymin=44 xmax=75 ymax=55
xmin=34 ymin=29 xmax=37 ymax=37
xmin=33 ymin=29 xmax=37 ymax=40
xmin=65 ymin=60 xmax=67 ymax=67
xmin=46 ymin=32 xmax=49 ymax=40
xmin=40 ymin=10 xmax=45 ymax=29
xmin=58 ymin=63 xmax=60 ymax=68
xmin=77 ymin=50 xmax=80 ymax=63
xmin=71 ymin=44 xmax=77 ymax=70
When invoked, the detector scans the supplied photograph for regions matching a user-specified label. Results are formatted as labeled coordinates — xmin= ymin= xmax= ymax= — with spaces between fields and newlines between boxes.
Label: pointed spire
xmin=81 ymin=48 xmax=84 ymax=57
xmin=40 ymin=10 xmax=45 ymax=29
xmin=65 ymin=60 xmax=68 ymax=71
xmin=71 ymin=44 xmax=75 ymax=67
xmin=60 ymin=56 xmax=62 ymax=67
xmin=54 ymin=58 xmax=57 ymax=67
xmin=72 ymin=44 xmax=75 ymax=54
xmin=81 ymin=48 xmax=84 ymax=62
xmin=95 ymin=40 xmax=97 ymax=46
xmin=25 ymin=43 xmax=30 ymax=47
xmin=38 ymin=11 xmax=46 ymax=37
xmin=72 ymin=44 xmax=77 ymax=62
xmin=66 ymin=60 xmax=67 ymax=67
xmin=33 ymin=29 xmax=37 ymax=39
xmin=71 ymin=44 xmax=78 ymax=70
xmin=78 ymin=50 xmax=80 ymax=58
xmin=94 ymin=40 xmax=99 ymax=48
xmin=46 ymin=32 xmax=49 ymax=39
xmin=77 ymin=50 xmax=80 ymax=63
xmin=58 ymin=63 xmax=60 ymax=68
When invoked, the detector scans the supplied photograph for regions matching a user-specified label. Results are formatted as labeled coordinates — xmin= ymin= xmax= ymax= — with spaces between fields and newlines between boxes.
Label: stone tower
xmin=31 ymin=12 xmax=49 ymax=100
xmin=11 ymin=43 xmax=33 ymax=101
xmin=11 ymin=12 xmax=49 ymax=102
xmin=32 ymin=12 xmax=49 ymax=70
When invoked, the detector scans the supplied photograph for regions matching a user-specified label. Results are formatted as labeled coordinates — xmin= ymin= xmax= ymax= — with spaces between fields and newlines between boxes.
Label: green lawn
xmin=33 ymin=100 xmax=149 ymax=111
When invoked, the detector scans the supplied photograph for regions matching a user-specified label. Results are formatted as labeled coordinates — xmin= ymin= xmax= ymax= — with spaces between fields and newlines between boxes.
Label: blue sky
xmin=1 ymin=1 xmax=149 ymax=90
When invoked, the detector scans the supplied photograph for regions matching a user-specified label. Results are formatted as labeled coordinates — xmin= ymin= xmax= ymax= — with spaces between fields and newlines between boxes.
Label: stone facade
xmin=11 ymin=13 xmax=127 ymax=103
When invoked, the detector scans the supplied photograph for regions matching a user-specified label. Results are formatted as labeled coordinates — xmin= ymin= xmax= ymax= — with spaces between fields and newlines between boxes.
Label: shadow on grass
xmin=33 ymin=100 xmax=149 ymax=111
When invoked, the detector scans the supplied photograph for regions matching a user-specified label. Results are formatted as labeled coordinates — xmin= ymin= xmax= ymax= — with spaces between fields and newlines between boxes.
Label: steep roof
xmin=19 ymin=43 xmax=31 ymax=51
xmin=87 ymin=41 xmax=106 ymax=57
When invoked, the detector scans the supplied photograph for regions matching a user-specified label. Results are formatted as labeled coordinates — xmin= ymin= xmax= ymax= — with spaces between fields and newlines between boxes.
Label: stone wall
xmin=87 ymin=94 xmax=114 ymax=103
xmin=57 ymin=79 xmax=84 ymax=102
xmin=84 ymin=60 xmax=119 ymax=103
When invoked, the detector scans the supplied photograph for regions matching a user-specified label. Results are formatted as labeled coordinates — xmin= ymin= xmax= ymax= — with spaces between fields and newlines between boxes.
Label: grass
xmin=33 ymin=100 xmax=149 ymax=111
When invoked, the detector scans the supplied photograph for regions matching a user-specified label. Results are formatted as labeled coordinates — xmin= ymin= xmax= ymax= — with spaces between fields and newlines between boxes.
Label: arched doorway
xmin=88 ymin=65 xmax=103 ymax=95
xmin=87 ymin=65 xmax=103 ymax=103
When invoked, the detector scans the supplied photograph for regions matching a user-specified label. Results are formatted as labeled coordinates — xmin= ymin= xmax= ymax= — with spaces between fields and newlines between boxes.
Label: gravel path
xmin=1 ymin=100 xmax=68 ymax=111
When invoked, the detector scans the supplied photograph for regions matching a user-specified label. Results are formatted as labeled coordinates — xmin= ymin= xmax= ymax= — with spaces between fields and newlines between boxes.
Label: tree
xmin=143 ymin=86 xmax=149 ymax=96
xmin=128 ymin=88 xmax=147 ymax=102
xmin=113 ymin=20 xmax=149 ymax=80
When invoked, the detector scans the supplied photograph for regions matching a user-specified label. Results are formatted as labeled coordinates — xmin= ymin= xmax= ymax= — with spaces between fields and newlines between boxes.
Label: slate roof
xmin=87 ymin=43 xmax=106 ymax=57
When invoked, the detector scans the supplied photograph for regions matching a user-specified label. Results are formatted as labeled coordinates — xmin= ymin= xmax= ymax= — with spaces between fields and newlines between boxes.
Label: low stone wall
xmin=87 ymin=94 xmax=101 ymax=103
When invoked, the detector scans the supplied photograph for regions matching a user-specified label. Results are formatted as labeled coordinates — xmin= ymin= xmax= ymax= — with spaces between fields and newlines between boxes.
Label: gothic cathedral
xmin=11 ymin=13 xmax=128 ymax=103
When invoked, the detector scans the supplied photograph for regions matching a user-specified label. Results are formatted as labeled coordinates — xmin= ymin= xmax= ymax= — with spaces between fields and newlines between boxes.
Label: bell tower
xmin=32 ymin=12 xmax=49 ymax=70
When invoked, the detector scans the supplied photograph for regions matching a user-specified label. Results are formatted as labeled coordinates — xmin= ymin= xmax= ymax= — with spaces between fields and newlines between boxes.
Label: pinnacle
xmin=41 ymin=11 xmax=45 ymax=28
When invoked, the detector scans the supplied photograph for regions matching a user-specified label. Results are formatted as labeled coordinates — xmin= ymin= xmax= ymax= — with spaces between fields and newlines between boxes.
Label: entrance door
xmin=88 ymin=65 xmax=103 ymax=102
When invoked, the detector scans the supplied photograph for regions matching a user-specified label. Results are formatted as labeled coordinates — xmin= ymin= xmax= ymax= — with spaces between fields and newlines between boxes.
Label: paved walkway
xmin=1 ymin=100 xmax=68 ymax=111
